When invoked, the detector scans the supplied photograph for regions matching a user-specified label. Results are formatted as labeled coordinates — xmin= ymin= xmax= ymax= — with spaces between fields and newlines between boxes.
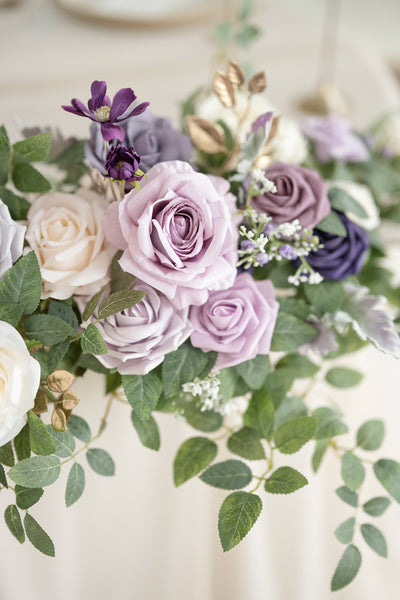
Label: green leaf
xmin=236 ymin=23 xmax=260 ymax=47
xmin=162 ymin=343 xmax=213 ymax=397
xmin=47 ymin=339 xmax=70 ymax=374
xmin=14 ymin=425 xmax=30 ymax=460
xmin=304 ymin=280 xmax=345 ymax=314
xmin=0 ymin=463 xmax=7 ymax=487
xmin=200 ymin=460 xmax=252 ymax=490
xmin=325 ymin=367 xmax=363 ymax=389
xmin=275 ymin=354 xmax=319 ymax=379
xmin=9 ymin=455 xmax=61 ymax=488
xmin=67 ymin=415 xmax=91 ymax=444
xmin=0 ymin=126 xmax=11 ymax=186
xmin=227 ymin=427 xmax=265 ymax=460
xmin=4 ymin=505 xmax=25 ymax=544
xmin=12 ymin=161 xmax=51 ymax=193
xmin=25 ymin=314 xmax=74 ymax=345
xmin=336 ymin=486 xmax=358 ymax=508
xmin=0 ymin=187 xmax=30 ymax=220
xmin=263 ymin=370 xmax=294 ymax=408
xmin=218 ymin=491 xmax=262 ymax=551
xmin=97 ymin=289 xmax=146 ymax=319
xmin=218 ymin=368 xmax=237 ymax=401
xmin=274 ymin=396 xmax=307 ymax=429
xmin=328 ymin=187 xmax=368 ymax=218
xmin=86 ymin=448 xmax=115 ymax=476
xmin=77 ymin=353 xmax=110 ymax=374
xmin=48 ymin=301 xmax=78 ymax=332
xmin=0 ymin=251 xmax=41 ymax=314
xmin=243 ymin=389 xmax=274 ymax=439
xmin=335 ymin=517 xmax=356 ymax=544
xmin=360 ymin=523 xmax=387 ymax=557
xmin=357 ymin=420 xmax=384 ymax=451
xmin=110 ymin=251 xmax=135 ymax=293
xmin=363 ymin=497 xmax=391 ymax=517
xmin=270 ymin=312 xmax=317 ymax=352
xmin=373 ymin=459 xmax=400 ymax=502
xmin=264 ymin=466 xmax=308 ymax=494
xmin=80 ymin=323 xmax=107 ymax=355
xmin=235 ymin=355 xmax=269 ymax=390
xmin=331 ymin=544 xmax=362 ymax=591
xmin=341 ymin=452 xmax=365 ymax=491
xmin=24 ymin=513 xmax=55 ymax=556
xmin=317 ymin=211 xmax=347 ymax=237
xmin=47 ymin=426 xmax=75 ymax=458
xmin=82 ymin=283 xmax=109 ymax=321
xmin=312 ymin=439 xmax=330 ymax=472
xmin=15 ymin=485 xmax=44 ymax=509
xmin=13 ymin=132 xmax=51 ymax=162
xmin=106 ymin=371 xmax=122 ymax=395
xmin=65 ymin=463 xmax=85 ymax=507
xmin=0 ymin=441 xmax=14 ymax=466
xmin=174 ymin=437 xmax=217 ymax=486
xmin=313 ymin=407 xmax=348 ymax=439
xmin=27 ymin=411 xmax=56 ymax=456
xmin=0 ymin=302 xmax=24 ymax=327
xmin=273 ymin=416 xmax=317 ymax=455
xmin=183 ymin=401 xmax=223 ymax=432
xmin=122 ymin=372 xmax=162 ymax=422
xmin=131 ymin=412 xmax=160 ymax=451
xmin=239 ymin=0 xmax=253 ymax=19
xmin=214 ymin=21 xmax=232 ymax=46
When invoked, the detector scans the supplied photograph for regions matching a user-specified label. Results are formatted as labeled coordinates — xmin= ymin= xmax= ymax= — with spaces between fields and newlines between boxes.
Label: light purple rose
xmin=189 ymin=273 xmax=279 ymax=370
xmin=302 ymin=115 xmax=369 ymax=163
xmin=250 ymin=162 xmax=331 ymax=229
xmin=103 ymin=160 xmax=238 ymax=309
xmin=0 ymin=200 xmax=25 ymax=279
xmin=86 ymin=280 xmax=192 ymax=375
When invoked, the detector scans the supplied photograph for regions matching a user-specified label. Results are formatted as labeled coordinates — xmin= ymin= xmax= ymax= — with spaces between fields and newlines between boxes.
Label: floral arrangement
xmin=0 ymin=61 xmax=399 ymax=593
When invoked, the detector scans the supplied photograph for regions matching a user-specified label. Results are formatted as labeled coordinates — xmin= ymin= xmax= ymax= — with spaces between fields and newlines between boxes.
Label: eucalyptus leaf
xmin=357 ymin=420 xmax=384 ymax=451
xmin=9 ymin=455 xmax=61 ymax=488
xmin=86 ymin=448 xmax=115 ymax=476
xmin=360 ymin=523 xmax=387 ymax=557
xmin=4 ymin=505 xmax=25 ymax=544
xmin=336 ymin=486 xmax=358 ymax=508
xmin=373 ymin=459 xmax=400 ymax=502
xmin=15 ymin=485 xmax=44 ymax=510
xmin=331 ymin=544 xmax=362 ymax=591
xmin=325 ymin=367 xmax=363 ymax=389
xmin=65 ymin=463 xmax=85 ymax=507
xmin=67 ymin=415 xmax=91 ymax=444
xmin=312 ymin=439 xmax=330 ymax=473
xmin=24 ymin=513 xmax=55 ymax=556
xmin=341 ymin=452 xmax=365 ymax=491
xmin=335 ymin=517 xmax=355 ymax=544
xmin=363 ymin=497 xmax=391 ymax=517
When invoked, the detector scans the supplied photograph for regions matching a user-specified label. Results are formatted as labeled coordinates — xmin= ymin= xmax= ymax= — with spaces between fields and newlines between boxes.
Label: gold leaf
xmin=213 ymin=70 xmax=236 ymax=108
xmin=227 ymin=61 xmax=245 ymax=86
xmin=185 ymin=116 xmax=226 ymax=154
xmin=63 ymin=408 xmax=72 ymax=424
xmin=61 ymin=391 xmax=80 ymax=411
xmin=249 ymin=71 xmax=267 ymax=94
xmin=46 ymin=370 xmax=75 ymax=394
xmin=51 ymin=407 xmax=67 ymax=432
xmin=33 ymin=389 xmax=48 ymax=415
xmin=267 ymin=115 xmax=280 ymax=143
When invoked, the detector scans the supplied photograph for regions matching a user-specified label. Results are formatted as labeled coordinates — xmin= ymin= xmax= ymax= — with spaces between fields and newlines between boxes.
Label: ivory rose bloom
xmin=0 ymin=200 xmax=25 ymax=279
xmin=103 ymin=161 xmax=238 ymax=309
xmin=0 ymin=321 xmax=40 ymax=446
xmin=189 ymin=273 xmax=279 ymax=370
xmin=26 ymin=190 xmax=114 ymax=299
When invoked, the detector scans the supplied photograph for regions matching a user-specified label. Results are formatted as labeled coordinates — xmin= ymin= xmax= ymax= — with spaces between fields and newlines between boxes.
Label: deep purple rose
xmin=302 ymin=115 xmax=369 ymax=163
xmin=103 ymin=160 xmax=238 ymax=309
xmin=189 ymin=273 xmax=279 ymax=370
xmin=249 ymin=162 xmax=331 ymax=229
xmin=86 ymin=110 xmax=192 ymax=173
xmin=304 ymin=211 xmax=369 ymax=280
xmin=104 ymin=146 xmax=142 ymax=183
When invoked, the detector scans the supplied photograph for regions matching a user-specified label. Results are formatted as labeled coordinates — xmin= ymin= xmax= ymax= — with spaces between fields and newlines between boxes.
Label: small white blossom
xmin=251 ymin=169 xmax=277 ymax=194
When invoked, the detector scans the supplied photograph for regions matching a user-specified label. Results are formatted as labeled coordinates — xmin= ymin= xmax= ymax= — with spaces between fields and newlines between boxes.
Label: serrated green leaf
xmin=273 ymin=416 xmax=317 ymax=455
xmin=162 ymin=343 xmax=213 ymax=398
xmin=336 ymin=486 xmax=358 ymax=508
xmin=357 ymin=420 xmax=384 ymax=451
xmin=0 ymin=251 xmax=41 ymax=314
xmin=341 ymin=452 xmax=365 ymax=491
xmin=274 ymin=396 xmax=308 ymax=430
xmin=27 ymin=411 xmax=56 ymax=456
xmin=131 ymin=412 xmax=160 ymax=451
xmin=235 ymin=355 xmax=269 ymax=390
xmin=317 ymin=211 xmax=347 ymax=237
xmin=15 ymin=485 xmax=44 ymax=509
xmin=122 ymin=372 xmax=162 ymax=422
xmin=47 ymin=339 xmax=70 ymax=373
xmin=65 ymin=463 xmax=85 ymax=507
xmin=183 ymin=401 xmax=223 ymax=433
xmin=12 ymin=161 xmax=51 ymax=193
xmin=243 ymin=389 xmax=274 ymax=439
xmin=363 ymin=496 xmax=391 ymax=517
xmin=200 ymin=460 xmax=252 ymax=490
xmin=0 ymin=126 xmax=11 ymax=186
xmin=278 ymin=297 xmax=312 ymax=320
xmin=325 ymin=367 xmax=363 ymax=389
xmin=0 ymin=187 xmax=30 ymax=220
xmin=13 ymin=132 xmax=51 ymax=162
xmin=24 ymin=513 xmax=55 ymax=556
xmin=67 ymin=415 xmax=91 ymax=444
xmin=25 ymin=313 xmax=74 ymax=345
xmin=9 ymin=455 xmax=60 ymax=488
xmin=48 ymin=301 xmax=78 ymax=331
xmin=82 ymin=283 xmax=109 ymax=321
xmin=373 ymin=459 xmax=400 ymax=502
xmin=218 ymin=491 xmax=262 ymax=551
xmin=331 ymin=544 xmax=362 ymax=591
xmin=0 ymin=463 xmax=7 ymax=487
xmin=313 ymin=407 xmax=348 ymax=439
xmin=14 ymin=424 xmax=30 ymax=461
xmin=47 ymin=426 xmax=75 ymax=458
xmin=80 ymin=324 xmax=107 ymax=355
xmin=5 ymin=505 xmax=25 ymax=543
xmin=0 ymin=440 xmax=15 ymax=466
xmin=174 ymin=437 xmax=217 ymax=486
xmin=97 ymin=289 xmax=146 ymax=319
xmin=360 ymin=523 xmax=387 ymax=557
xmin=275 ymin=354 xmax=319 ymax=379
xmin=335 ymin=517 xmax=356 ymax=544
xmin=227 ymin=427 xmax=265 ymax=460
xmin=264 ymin=466 xmax=308 ymax=495
xmin=77 ymin=353 xmax=110 ymax=374
xmin=270 ymin=312 xmax=317 ymax=352
xmin=110 ymin=251 xmax=135 ymax=293
xmin=0 ymin=303 xmax=24 ymax=327
xmin=328 ymin=187 xmax=368 ymax=218
xmin=312 ymin=438 xmax=330 ymax=472
xmin=86 ymin=448 xmax=115 ymax=476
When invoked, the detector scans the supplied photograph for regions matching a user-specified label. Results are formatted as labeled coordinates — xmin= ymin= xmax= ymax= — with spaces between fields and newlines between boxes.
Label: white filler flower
xmin=0 ymin=321 xmax=41 ymax=446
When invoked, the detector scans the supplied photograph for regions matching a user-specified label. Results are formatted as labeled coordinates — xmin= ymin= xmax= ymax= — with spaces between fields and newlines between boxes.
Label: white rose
xmin=0 ymin=200 xmax=25 ymax=279
xmin=0 ymin=321 xmax=40 ymax=446
xmin=25 ymin=189 xmax=114 ymax=299
xmin=329 ymin=180 xmax=380 ymax=231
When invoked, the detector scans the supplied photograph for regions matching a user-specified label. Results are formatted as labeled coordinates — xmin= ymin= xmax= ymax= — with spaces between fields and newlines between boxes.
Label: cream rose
xmin=329 ymin=180 xmax=380 ymax=231
xmin=25 ymin=189 xmax=114 ymax=299
xmin=0 ymin=321 xmax=40 ymax=446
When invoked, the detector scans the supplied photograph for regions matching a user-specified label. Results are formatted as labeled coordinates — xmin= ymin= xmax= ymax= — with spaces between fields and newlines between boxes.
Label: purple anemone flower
xmin=62 ymin=80 xmax=149 ymax=142
xmin=104 ymin=146 xmax=143 ymax=183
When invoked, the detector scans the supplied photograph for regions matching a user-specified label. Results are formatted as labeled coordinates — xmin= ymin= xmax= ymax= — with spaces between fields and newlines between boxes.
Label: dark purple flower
xmin=104 ymin=146 xmax=142 ymax=183
xmin=304 ymin=211 xmax=369 ymax=280
xmin=302 ymin=115 xmax=369 ymax=163
xmin=62 ymin=80 xmax=149 ymax=142
xmin=85 ymin=110 xmax=192 ymax=172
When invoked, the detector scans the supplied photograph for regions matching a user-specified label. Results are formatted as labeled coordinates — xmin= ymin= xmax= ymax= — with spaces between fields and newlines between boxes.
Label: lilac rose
xmin=85 ymin=280 xmax=192 ymax=375
xmin=103 ymin=160 xmax=238 ymax=309
xmin=250 ymin=162 xmax=331 ymax=229
xmin=304 ymin=211 xmax=369 ymax=280
xmin=86 ymin=110 xmax=192 ymax=173
xmin=302 ymin=115 xmax=369 ymax=163
xmin=0 ymin=200 xmax=25 ymax=279
xmin=189 ymin=273 xmax=279 ymax=370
